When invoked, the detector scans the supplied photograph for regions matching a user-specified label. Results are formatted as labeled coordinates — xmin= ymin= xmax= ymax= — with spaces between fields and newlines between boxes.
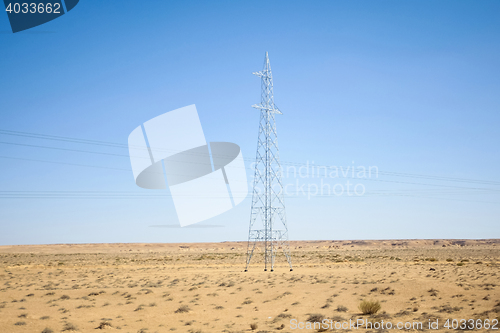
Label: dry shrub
xmin=307 ymin=313 xmax=324 ymax=323
xmin=359 ymin=300 xmax=381 ymax=315
xmin=62 ymin=322 xmax=78 ymax=331
xmin=250 ymin=323 xmax=258 ymax=330
xmin=277 ymin=313 xmax=291 ymax=319
xmin=96 ymin=321 xmax=112 ymax=329
xmin=175 ymin=305 xmax=190 ymax=313
xmin=336 ymin=305 xmax=348 ymax=312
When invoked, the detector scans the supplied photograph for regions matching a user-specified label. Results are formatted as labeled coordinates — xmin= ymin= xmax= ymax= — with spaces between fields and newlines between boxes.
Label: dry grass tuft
xmin=175 ymin=305 xmax=190 ymax=313
xmin=336 ymin=305 xmax=348 ymax=312
xmin=306 ymin=313 xmax=325 ymax=323
xmin=359 ymin=300 xmax=381 ymax=315
xmin=96 ymin=321 xmax=112 ymax=329
xmin=62 ymin=322 xmax=78 ymax=331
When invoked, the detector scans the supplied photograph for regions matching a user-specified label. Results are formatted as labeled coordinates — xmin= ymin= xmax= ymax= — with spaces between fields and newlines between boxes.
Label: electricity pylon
xmin=245 ymin=52 xmax=293 ymax=272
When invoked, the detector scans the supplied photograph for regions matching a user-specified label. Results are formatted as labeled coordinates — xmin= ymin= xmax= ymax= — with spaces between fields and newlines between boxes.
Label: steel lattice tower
xmin=245 ymin=52 xmax=293 ymax=272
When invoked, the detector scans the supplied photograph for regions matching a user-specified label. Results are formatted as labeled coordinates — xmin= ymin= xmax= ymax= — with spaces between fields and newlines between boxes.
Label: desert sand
xmin=0 ymin=239 xmax=498 ymax=333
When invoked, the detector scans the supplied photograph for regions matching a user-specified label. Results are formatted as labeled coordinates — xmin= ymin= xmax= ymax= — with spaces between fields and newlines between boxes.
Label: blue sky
xmin=0 ymin=0 xmax=499 ymax=245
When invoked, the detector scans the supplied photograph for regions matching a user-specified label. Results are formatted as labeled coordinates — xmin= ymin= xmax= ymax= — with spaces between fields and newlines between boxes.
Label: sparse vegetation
xmin=62 ymin=322 xmax=78 ymax=331
xmin=0 ymin=240 xmax=497 ymax=333
xmin=336 ymin=305 xmax=348 ymax=312
xmin=306 ymin=313 xmax=325 ymax=323
xmin=96 ymin=321 xmax=112 ymax=329
xmin=359 ymin=300 xmax=381 ymax=315
xmin=428 ymin=288 xmax=439 ymax=296
xmin=175 ymin=305 xmax=190 ymax=313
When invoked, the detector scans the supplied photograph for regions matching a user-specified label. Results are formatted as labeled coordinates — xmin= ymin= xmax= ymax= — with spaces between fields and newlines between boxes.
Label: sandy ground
xmin=0 ymin=239 xmax=498 ymax=333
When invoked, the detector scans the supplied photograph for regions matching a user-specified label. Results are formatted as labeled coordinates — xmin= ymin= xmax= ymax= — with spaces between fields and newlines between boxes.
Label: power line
xmin=2 ymin=128 xmax=500 ymax=186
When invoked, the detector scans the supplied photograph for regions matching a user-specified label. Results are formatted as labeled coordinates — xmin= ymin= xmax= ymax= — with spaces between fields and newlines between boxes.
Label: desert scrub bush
xmin=60 ymin=295 xmax=70 ymax=300
xmin=446 ymin=258 xmax=454 ymax=262
xmin=14 ymin=321 xmax=26 ymax=325
xmin=306 ymin=313 xmax=325 ymax=323
xmin=277 ymin=313 xmax=291 ymax=319
xmin=358 ymin=300 xmax=381 ymax=315
xmin=331 ymin=315 xmax=345 ymax=322
xmin=219 ymin=280 xmax=235 ymax=287
xmin=250 ymin=323 xmax=258 ymax=330
xmin=175 ymin=305 xmax=190 ymax=313
xmin=134 ymin=304 xmax=145 ymax=311
xmin=336 ymin=305 xmax=348 ymax=312
xmin=96 ymin=321 xmax=112 ymax=329
xmin=41 ymin=328 xmax=54 ymax=333
xmin=457 ymin=262 xmax=465 ymax=266
xmin=62 ymin=322 xmax=78 ymax=331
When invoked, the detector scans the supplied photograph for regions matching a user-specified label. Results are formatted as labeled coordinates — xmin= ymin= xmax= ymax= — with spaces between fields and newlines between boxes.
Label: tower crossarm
xmin=251 ymin=104 xmax=282 ymax=115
